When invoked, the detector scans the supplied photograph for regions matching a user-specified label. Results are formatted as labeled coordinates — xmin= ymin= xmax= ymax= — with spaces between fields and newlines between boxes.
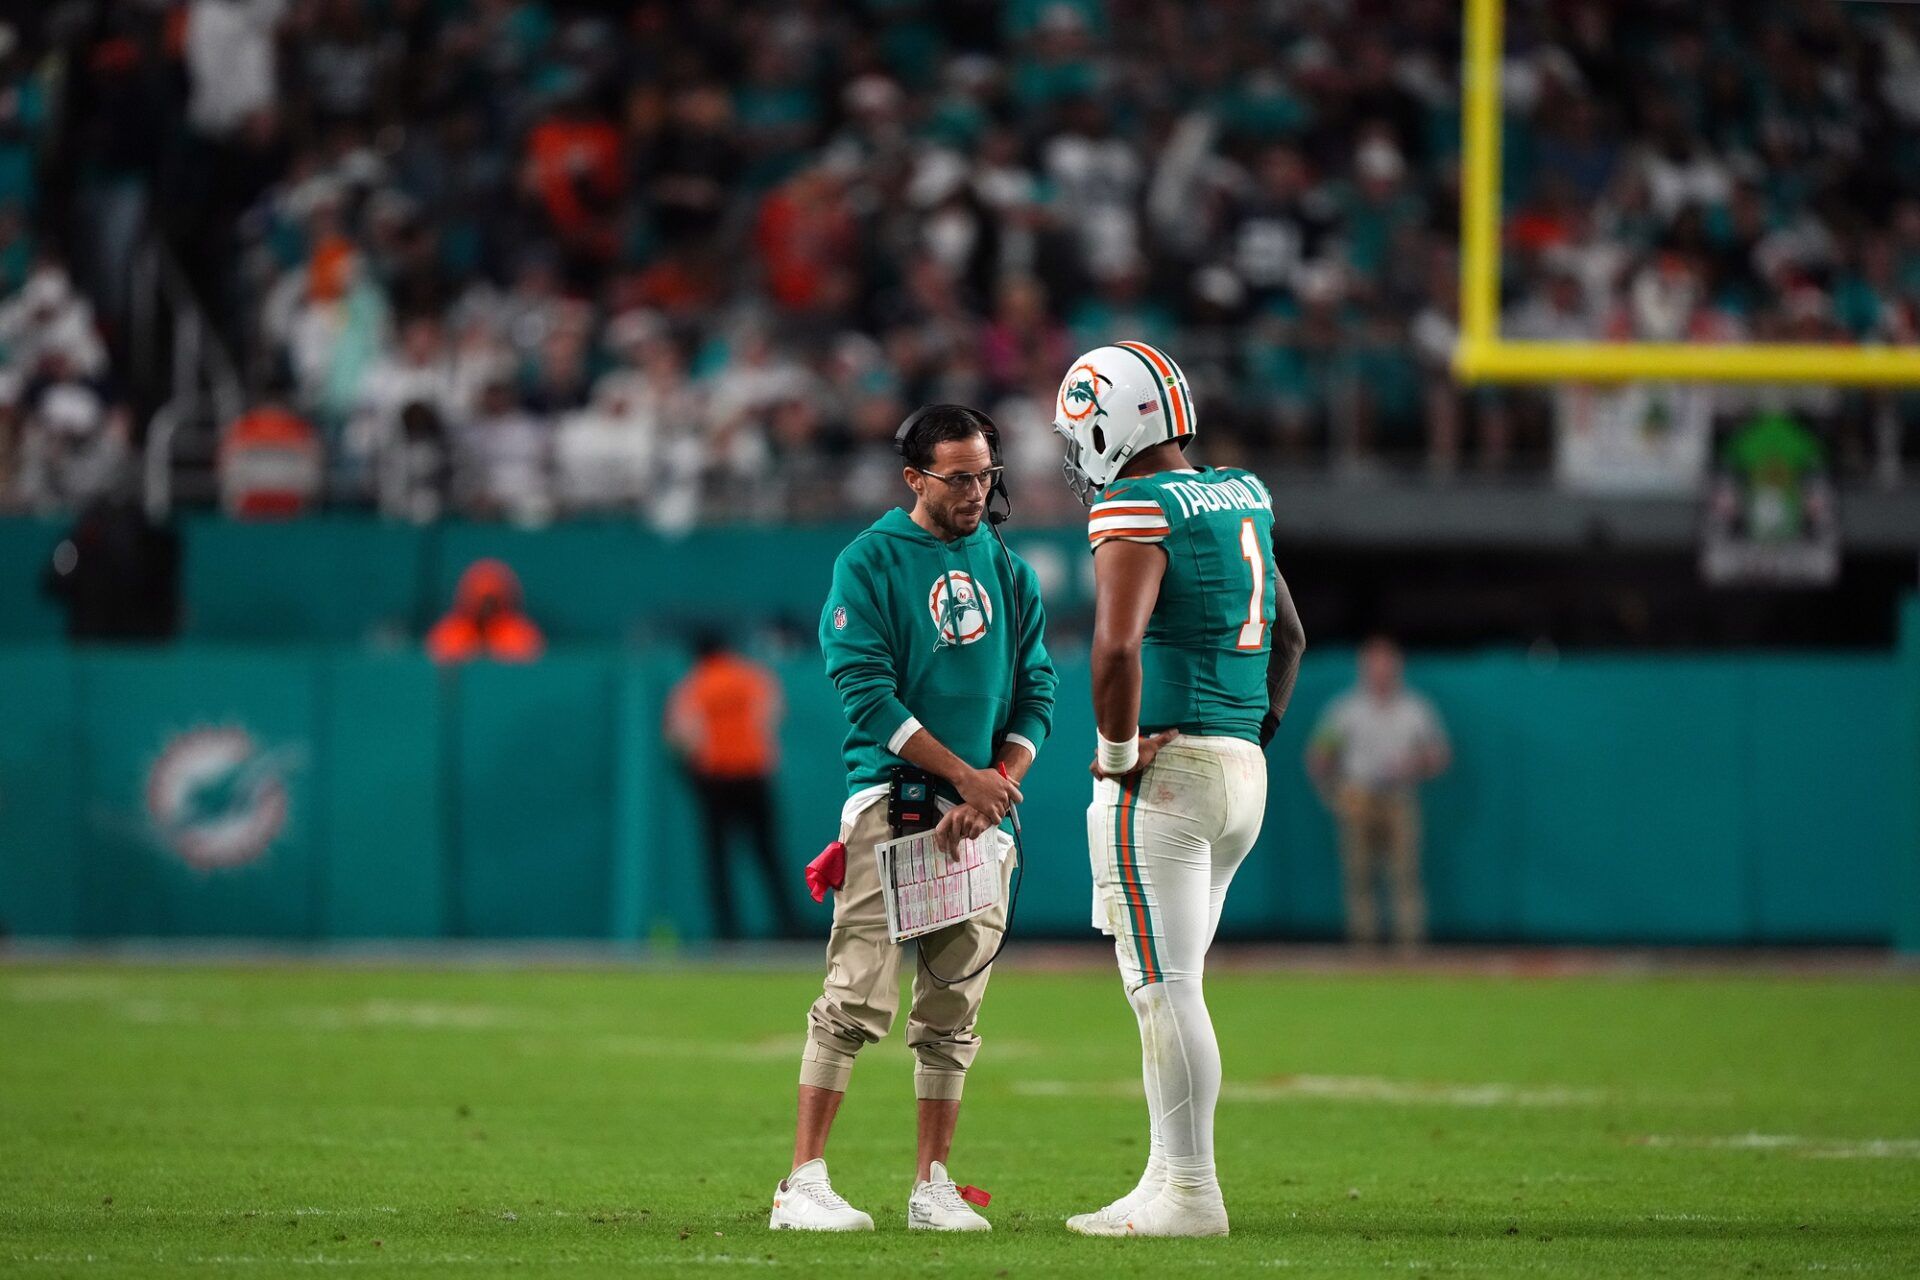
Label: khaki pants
xmin=1335 ymin=783 xmax=1425 ymax=946
xmin=800 ymin=798 xmax=1015 ymax=1101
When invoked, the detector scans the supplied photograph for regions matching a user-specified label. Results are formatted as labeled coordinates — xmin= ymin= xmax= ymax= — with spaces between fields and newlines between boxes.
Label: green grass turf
xmin=2 ymin=960 xmax=1918 ymax=1277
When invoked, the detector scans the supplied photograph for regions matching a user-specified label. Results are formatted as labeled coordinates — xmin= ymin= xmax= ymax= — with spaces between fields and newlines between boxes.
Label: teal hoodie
xmin=820 ymin=508 xmax=1056 ymax=799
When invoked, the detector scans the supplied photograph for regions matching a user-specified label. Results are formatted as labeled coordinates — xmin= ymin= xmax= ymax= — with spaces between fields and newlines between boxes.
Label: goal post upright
xmin=1451 ymin=0 xmax=1920 ymax=388
xmin=1459 ymin=0 xmax=1504 ymax=351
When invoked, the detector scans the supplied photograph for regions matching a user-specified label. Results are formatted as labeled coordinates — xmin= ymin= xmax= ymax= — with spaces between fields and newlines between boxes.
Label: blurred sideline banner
xmin=1 ymin=640 xmax=1913 ymax=947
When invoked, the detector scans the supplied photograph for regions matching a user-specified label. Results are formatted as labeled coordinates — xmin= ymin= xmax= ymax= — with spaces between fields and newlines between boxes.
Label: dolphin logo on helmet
xmin=1052 ymin=341 xmax=1198 ymax=505
xmin=1060 ymin=364 xmax=1111 ymax=424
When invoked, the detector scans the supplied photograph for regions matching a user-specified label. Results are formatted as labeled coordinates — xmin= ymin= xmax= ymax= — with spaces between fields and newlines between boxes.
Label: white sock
xmin=1131 ymin=978 xmax=1221 ymax=1194
xmin=1164 ymin=1154 xmax=1218 ymax=1199
xmin=1126 ymin=984 xmax=1168 ymax=1199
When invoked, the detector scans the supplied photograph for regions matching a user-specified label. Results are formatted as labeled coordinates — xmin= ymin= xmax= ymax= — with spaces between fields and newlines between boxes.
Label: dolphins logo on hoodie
xmin=928 ymin=571 xmax=993 ymax=647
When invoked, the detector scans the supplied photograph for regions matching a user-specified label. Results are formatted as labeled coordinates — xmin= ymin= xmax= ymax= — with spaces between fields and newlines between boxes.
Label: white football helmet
xmin=1052 ymin=341 xmax=1197 ymax=504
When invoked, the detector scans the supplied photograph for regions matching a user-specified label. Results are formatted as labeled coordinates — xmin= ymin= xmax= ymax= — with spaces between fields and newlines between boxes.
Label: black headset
xmin=891 ymin=403 xmax=1025 ymax=986
xmin=893 ymin=403 xmax=1011 ymax=527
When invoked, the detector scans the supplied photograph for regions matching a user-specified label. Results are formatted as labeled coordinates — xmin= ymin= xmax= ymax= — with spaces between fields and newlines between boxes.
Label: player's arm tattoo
xmin=1265 ymin=569 xmax=1306 ymax=725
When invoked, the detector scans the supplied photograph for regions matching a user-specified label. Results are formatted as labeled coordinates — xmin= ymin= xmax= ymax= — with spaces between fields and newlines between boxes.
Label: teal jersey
xmin=1087 ymin=467 xmax=1278 ymax=742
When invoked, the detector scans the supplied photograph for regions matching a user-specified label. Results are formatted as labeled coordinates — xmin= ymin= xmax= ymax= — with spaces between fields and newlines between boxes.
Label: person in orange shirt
xmin=425 ymin=559 xmax=545 ymax=665
xmin=666 ymin=632 xmax=799 ymax=940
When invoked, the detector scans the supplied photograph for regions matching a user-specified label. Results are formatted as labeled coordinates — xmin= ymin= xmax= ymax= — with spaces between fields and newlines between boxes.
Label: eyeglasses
xmin=913 ymin=465 xmax=1004 ymax=493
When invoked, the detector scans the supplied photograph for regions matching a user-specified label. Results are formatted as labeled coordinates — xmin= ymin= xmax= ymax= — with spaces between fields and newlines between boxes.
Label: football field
xmin=3 ymin=955 xmax=1918 ymax=1277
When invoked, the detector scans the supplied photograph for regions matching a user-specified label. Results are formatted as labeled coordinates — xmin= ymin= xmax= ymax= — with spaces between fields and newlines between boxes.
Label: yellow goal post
xmin=1453 ymin=0 xmax=1920 ymax=387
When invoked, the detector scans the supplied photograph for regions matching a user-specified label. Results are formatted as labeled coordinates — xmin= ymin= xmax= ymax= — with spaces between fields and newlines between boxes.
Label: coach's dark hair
xmin=897 ymin=404 xmax=989 ymax=473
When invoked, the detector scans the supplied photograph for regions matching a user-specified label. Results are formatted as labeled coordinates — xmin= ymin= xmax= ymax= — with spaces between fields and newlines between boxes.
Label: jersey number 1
xmin=1237 ymin=517 xmax=1268 ymax=650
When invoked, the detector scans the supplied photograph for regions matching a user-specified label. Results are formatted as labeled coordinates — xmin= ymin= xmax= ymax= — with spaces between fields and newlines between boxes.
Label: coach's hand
xmin=956 ymin=766 xmax=1021 ymax=824
xmin=1090 ymin=730 xmax=1180 ymax=782
xmin=932 ymin=803 xmax=994 ymax=854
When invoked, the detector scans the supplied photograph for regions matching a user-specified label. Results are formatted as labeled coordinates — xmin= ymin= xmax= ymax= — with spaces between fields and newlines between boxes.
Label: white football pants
xmin=1087 ymin=734 xmax=1268 ymax=1189
xmin=1088 ymin=734 xmax=1267 ymax=989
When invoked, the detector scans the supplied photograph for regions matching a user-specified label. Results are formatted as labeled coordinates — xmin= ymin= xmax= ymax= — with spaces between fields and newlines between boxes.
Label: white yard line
xmin=2 ymin=975 xmax=132 ymax=1001
xmin=1014 ymin=1074 xmax=1610 ymax=1107
xmin=1638 ymin=1133 xmax=1920 ymax=1159
xmin=8 ymin=1258 xmax=515 ymax=1268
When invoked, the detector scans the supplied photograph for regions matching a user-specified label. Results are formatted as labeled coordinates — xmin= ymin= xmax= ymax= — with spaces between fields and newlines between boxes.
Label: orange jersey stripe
xmin=1090 ymin=526 xmax=1170 ymax=543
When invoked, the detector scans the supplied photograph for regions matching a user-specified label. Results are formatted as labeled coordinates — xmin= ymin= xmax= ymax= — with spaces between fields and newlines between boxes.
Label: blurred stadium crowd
xmin=1 ymin=0 xmax=1918 ymax=523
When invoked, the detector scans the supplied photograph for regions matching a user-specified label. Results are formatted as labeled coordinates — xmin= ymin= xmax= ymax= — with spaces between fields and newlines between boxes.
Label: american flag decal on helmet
xmin=1137 ymin=400 xmax=1159 ymax=413
xmin=1114 ymin=340 xmax=1194 ymax=437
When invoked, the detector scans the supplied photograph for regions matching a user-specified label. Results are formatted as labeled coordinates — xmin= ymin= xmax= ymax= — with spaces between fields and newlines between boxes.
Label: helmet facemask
xmin=1054 ymin=422 xmax=1099 ymax=506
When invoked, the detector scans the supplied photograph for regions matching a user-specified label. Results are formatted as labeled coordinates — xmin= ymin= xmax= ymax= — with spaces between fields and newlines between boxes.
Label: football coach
xmin=770 ymin=405 xmax=1056 ymax=1234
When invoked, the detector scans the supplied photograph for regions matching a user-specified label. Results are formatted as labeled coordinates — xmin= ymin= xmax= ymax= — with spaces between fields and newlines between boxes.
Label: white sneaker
xmin=906 ymin=1161 xmax=992 ymax=1232
xmin=769 ymin=1159 xmax=874 ymax=1231
xmin=1066 ymin=1184 xmax=1228 ymax=1238
xmin=1065 ymin=1177 xmax=1163 ymax=1235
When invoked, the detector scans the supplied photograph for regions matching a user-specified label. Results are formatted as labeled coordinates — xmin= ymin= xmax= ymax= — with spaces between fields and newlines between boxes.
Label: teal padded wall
xmin=0 ymin=641 xmax=1911 ymax=944
xmin=317 ymin=653 xmax=447 ymax=937
xmin=1509 ymin=659 xmax=1753 ymax=942
xmin=182 ymin=517 xmax=430 ymax=643
xmin=70 ymin=650 xmax=323 ymax=938
xmin=100 ymin=517 xmax=1098 ymax=647
xmin=1896 ymin=597 xmax=1920 ymax=954
xmin=1746 ymin=656 xmax=1902 ymax=940
xmin=448 ymin=656 xmax=619 ymax=937
xmin=430 ymin=524 xmax=852 ymax=642
xmin=2 ymin=515 xmax=1911 ymax=946
xmin=0 ymin=519 xmax=69 ymax=641
xmin=0 ymin=649 xmax=79 ymax=932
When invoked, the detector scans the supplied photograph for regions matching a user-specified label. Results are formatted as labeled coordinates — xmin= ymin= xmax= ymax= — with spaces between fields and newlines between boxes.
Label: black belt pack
xmin=887 ymin=765 xmax=938 ymax=835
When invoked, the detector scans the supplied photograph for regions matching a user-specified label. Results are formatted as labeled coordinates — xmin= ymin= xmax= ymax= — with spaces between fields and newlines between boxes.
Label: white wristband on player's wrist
xmin=1097 ymin=730 xmax=1140 ymax=775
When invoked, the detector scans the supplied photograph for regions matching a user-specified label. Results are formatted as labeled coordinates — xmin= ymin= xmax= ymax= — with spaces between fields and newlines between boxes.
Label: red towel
xmin=805 ymin=840 xmax=847 ymax=902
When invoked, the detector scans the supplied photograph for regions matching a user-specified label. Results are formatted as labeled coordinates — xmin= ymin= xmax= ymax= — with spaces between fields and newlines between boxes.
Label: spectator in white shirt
xmin=10 ymin=354 xmax=129 ymax=513
xmin=554 ymin=372 xmax=657 ymax=514
xmin=185 ymin=0 xmax=285 ymax=139
xmin=346 ymin=315 xmax=464 ymax=490
xmin=455 ymin=378 xmax=550 ymax=524
xmin=1307 ymin=636 xmax=1451 ymax=949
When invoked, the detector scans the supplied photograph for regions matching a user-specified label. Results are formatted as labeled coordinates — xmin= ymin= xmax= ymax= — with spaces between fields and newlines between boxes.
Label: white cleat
xmin=1066 ymin=1185 xmax=1229 ymax=1238
xmin=1065 ymin=1180 xmax=1163 ymax=1235
xmin=769 ymin=1158 xmax=875 ymax=1231
xmin=906 ymin=1161 xmax=992 ymax=1232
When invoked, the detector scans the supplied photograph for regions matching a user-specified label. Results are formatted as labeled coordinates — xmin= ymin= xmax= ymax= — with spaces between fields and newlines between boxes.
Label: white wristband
xmin=1097 ymin=730 xmax=1140 ymax=775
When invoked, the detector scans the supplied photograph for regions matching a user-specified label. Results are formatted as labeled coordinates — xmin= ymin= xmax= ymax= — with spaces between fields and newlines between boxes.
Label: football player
xmin=1053 ymin=341 xmax=1307 ymax=1237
